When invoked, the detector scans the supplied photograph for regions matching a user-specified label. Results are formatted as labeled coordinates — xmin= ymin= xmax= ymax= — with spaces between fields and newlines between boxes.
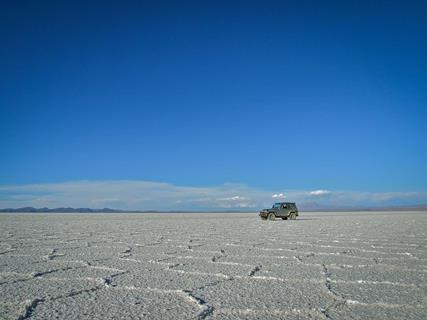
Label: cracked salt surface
xmin=1 ymin=211 xmax=426 ymax=319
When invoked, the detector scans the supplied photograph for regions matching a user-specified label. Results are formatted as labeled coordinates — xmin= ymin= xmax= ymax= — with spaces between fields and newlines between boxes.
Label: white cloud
xmin=309 ymin=190 xmax=331 ymax=196
xmin=272 ymin=193 xmax=286 ymax=199
xmin=216 ymin=195 xmax=253 ymax=208
xmin=219 ymin=195 xmax=247 ymax=201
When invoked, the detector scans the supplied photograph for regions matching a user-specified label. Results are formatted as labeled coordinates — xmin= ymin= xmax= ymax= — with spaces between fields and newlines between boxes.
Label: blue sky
xmin=1 ymin=1 xmax=426 ymax=209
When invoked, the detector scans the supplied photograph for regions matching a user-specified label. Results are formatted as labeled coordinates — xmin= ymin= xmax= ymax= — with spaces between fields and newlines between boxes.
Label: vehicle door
xmin=281 ymin=203 xmax=287 ymax=216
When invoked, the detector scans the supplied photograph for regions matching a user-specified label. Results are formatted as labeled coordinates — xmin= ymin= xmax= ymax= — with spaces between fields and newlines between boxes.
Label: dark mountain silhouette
xmin=0 ymin=207 xmax=129 ymax=213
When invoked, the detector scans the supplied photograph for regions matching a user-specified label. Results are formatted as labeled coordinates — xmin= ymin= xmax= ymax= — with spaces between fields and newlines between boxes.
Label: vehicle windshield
xmin=272 ymin=203 xmax=282 ymax=209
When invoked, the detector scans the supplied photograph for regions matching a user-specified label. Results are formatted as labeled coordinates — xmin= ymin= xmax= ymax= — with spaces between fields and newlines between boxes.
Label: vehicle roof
xmin=274 ymin=202 xmax=296 ymax=205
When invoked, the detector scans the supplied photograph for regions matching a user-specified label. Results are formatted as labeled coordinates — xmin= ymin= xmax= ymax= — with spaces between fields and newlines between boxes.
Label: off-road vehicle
xmin=259 ymin=202 xmax=299 ymax=221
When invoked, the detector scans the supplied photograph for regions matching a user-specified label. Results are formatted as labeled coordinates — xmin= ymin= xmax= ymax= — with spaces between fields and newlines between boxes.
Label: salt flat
xmin=1 ymin=211 xmax=426 ymax=319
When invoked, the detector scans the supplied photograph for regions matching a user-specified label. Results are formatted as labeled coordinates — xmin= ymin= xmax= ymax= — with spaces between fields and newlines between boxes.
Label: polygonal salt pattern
xmin=0 ymin=211 xmax=426 ymax=319
xmin=329 ymin=282 xmax=425 ymax=306
xmin=327 ymin=304 xmax=427 ymax=320
xmin=29 ymin=287 xmax=201 ymax=320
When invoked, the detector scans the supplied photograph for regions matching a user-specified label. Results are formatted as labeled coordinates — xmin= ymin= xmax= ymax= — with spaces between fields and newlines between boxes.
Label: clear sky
xmin=1 ymin=1 xmax=426 ymax=209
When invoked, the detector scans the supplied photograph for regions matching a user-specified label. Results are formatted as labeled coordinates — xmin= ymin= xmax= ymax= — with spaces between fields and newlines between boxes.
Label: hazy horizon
xmin=1 ymin=180 xmax=427 ymax=211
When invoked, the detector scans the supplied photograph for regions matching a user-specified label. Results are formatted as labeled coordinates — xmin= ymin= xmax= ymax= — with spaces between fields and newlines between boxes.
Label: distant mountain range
xmin=0 ymin=207 xmax=130 ymax=213
xmin=0 ymin=207 xmax=249 ymax=213
xmin=1 ymin=205 xmax=427 ymax=213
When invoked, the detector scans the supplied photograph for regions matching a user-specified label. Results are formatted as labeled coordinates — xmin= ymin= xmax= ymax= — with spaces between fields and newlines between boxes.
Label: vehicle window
xmin=282 ymin=204 xmax=287 ymax=209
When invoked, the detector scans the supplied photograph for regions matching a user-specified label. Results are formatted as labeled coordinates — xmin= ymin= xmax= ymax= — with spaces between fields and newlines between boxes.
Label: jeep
xmin=259 ymin=202 xmax=299 ymax=221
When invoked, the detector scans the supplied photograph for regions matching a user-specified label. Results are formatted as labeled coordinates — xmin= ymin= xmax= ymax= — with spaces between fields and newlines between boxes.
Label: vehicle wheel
xmin=290 ymin=212 xmax=297 ymax=220
xmin=268 ymin=213 xmax=276 ymax=221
